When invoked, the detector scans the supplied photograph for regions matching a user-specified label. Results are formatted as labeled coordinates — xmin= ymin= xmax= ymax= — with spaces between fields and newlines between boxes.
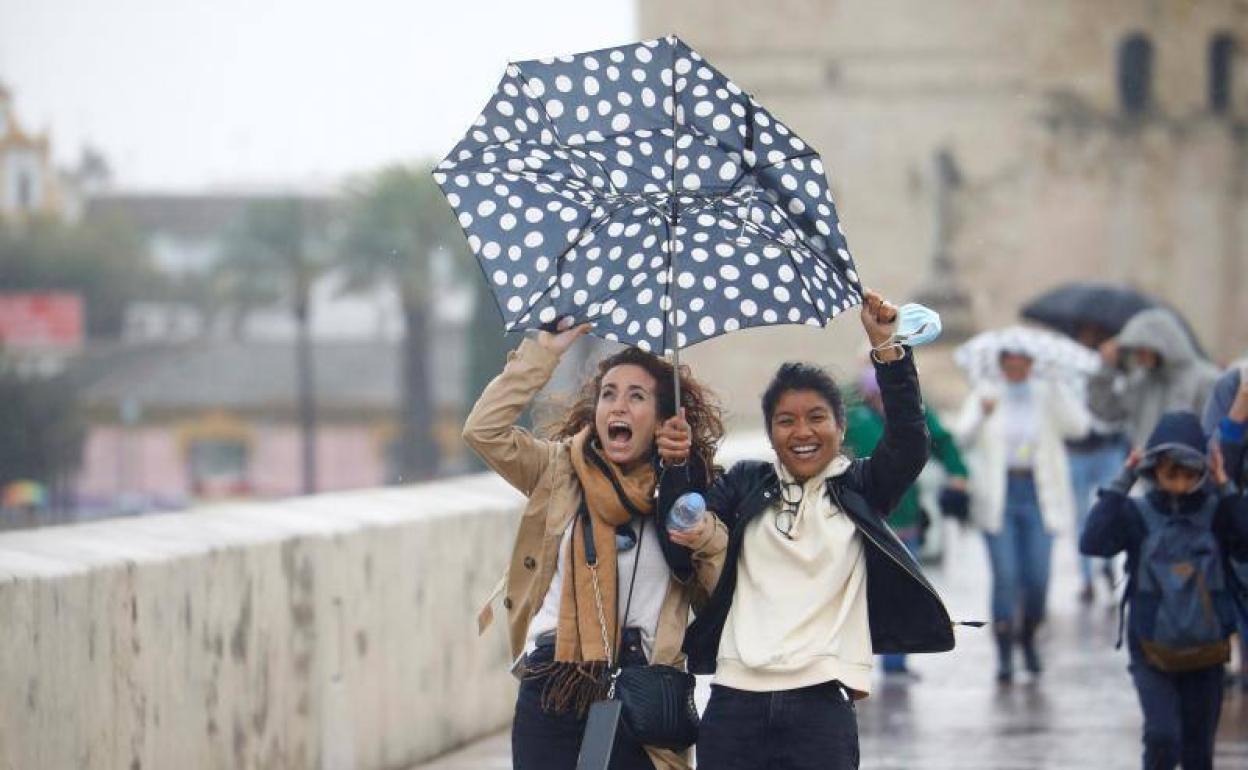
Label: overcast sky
xmin=0 ymin=0 xmax=635 ymax=191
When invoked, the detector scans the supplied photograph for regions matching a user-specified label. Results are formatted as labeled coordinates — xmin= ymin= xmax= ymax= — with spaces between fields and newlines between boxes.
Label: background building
xmin=0 ymin=82 xmax=63 ymax=220
xmin=640 ymin=0 xmax=1248 ymax=415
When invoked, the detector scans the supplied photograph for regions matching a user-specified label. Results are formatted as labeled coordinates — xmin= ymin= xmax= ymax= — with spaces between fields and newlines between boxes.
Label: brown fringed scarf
xmin=527 ymin=426 xmax=656 ymax=716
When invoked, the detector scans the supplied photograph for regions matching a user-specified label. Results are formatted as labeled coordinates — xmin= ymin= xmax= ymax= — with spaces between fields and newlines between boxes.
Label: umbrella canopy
xmin=2 ymin=480 xmax=47 ymax=509
xmin=954 ymin=325 xmax=1100 ymax=384
xmin=1020 ymin=282 xmax=1155 ymax=339
xmin=434 ymin=35 xmax=862 ymax=357
xmin=1021 ymin=282 xmax=1209 ymax=359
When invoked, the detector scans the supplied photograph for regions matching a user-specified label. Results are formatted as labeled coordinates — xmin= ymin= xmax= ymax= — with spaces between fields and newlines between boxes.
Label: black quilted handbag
xmin=578 ymin=499 xmax=700 ymax=752
xmin=611 ymin=663 xmax=699 ymax=750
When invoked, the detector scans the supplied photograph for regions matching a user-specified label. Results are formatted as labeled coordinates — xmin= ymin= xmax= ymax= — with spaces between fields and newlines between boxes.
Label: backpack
xmin=1130 ymin=496 xmax=1234 ymax=672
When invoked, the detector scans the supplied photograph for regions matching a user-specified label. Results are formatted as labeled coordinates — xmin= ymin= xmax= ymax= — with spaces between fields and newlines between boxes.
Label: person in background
xmin=1088 ymin=308 xmax=1220 ymax=451
xmin=1068 ymin=322 xmax=1131 ymax=604
xmin=1081 ymin=411 xmax=1248 ymax=770
xmin=843 ymin=364 xmax=969 ymax=678
xmin=1202 ymin=362 xmax=1248 ymax=691
xmin=462 ymin=324 xmax=728 ymax=770
xmin=955 ymin=348 xmax=1090 ymax=683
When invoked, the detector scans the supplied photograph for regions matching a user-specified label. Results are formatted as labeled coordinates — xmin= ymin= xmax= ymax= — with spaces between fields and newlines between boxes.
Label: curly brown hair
xmin=545 ymin=347 xmax=724 ymax=483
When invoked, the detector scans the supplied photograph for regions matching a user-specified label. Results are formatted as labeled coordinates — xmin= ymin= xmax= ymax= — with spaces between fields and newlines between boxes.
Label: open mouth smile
xmin=789 ymin=444 xmax=820 ymax=460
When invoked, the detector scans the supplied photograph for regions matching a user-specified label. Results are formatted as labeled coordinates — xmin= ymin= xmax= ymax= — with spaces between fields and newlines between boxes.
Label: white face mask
xmin=891 ymin=303 xmax=943 ymax=347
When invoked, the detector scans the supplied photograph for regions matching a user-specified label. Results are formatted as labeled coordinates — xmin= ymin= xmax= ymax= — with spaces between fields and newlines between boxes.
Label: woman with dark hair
xmin=679 ymin=291 xmax=956 ymax=770
xmin=462 ymin=324 xmax=727 ymax=770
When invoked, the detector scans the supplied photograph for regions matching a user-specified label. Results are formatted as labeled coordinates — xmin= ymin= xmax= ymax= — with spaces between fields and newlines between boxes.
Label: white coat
xmin=954 ymin=380 xmax=1091 ymax=534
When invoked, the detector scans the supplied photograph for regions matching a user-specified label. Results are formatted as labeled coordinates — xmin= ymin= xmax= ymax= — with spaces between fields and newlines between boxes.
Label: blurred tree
xmin=0 ymin=360 xmax=84 ymax=501
xmin=338 ymin=164 xmax=480 ymax=481
xmin=0 ymin=213 xmax=156 ymax=338
xmin=219 ymin=198 xmax=325 ymax=493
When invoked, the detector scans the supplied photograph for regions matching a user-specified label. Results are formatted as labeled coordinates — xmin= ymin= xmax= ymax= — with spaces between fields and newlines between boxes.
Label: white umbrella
xmin=954 ymin=325 xmax=1100 ymax=383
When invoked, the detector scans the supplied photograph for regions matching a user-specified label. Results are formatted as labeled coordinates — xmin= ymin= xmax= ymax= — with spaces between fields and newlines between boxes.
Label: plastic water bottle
xmin=667 ymin=492 xmax=707 ymax=532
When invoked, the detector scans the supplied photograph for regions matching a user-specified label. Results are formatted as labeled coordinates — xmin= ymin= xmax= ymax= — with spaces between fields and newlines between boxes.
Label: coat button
xmin=523 ymin=556 xmax=536 ymax=570
xmin=503 ymin=597 xmax=513 ymax=610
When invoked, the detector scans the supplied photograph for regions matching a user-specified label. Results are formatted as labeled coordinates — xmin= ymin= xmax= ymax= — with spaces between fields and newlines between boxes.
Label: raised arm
xmin=1086 ymin=345 xmax=1130 ymax=425
xmin=862 ymin=352 xmax=930 ymax=514
xmin=1049 ymin=380 xmax=1092 ymax=441
xmin=857 ymin=290 xmax=930 ymax=514
xmin=1208 ymin=440 xmax=1248 ymax=562
xmin=952 ymin=390 xmax=991 ymax=448
xmin=461 ymin=325 xmax=589 ymax=495
xmin=1079 ymin=453 xmax=1144 ymax=558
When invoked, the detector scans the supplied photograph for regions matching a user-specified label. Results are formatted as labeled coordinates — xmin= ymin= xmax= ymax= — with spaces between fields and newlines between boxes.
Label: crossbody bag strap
xmin=578 ymin=498 xmax=645 ymax=694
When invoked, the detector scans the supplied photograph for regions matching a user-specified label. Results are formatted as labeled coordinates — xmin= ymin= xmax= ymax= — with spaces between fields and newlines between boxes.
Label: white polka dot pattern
xmin=433 ymin=35 xmax=862 ymax=355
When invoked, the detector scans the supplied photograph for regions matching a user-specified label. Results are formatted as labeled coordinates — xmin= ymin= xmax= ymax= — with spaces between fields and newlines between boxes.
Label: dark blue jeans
xmin=696 ymin=681 xmax=859 ymax=770
xmin=1129 ymin=661 xmax=1224 ymax=770
xmin=512 ymin=630 xmax=655 ymax=770
xmin=983 ymin=475 xmax=1053 ymax=624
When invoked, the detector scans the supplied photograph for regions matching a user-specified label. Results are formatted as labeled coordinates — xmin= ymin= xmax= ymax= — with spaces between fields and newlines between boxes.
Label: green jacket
xmin=843 ymin=400 xmax=968 ymax=532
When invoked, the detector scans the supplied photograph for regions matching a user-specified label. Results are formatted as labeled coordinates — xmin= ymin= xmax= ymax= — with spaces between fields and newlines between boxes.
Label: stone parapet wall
xmin=0 ymin=474 xmax=522 ymax=770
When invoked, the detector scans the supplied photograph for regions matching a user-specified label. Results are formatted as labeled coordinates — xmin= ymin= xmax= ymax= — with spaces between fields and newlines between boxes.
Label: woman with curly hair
xmin=463 ymin=323 xmax=727 ymax=770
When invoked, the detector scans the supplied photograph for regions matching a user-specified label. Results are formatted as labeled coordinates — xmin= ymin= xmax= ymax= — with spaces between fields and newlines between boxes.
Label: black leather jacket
xmin=682 ymin=351 xmax=956 ymax=673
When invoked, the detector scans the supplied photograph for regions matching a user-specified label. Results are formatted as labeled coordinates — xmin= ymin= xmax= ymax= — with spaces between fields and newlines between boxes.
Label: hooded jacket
xmin=1079 ymin=411 xmax=1248 ymax=659
xmin=1202 ymin=362 xmax=1248 ymax=490
xmin=1088 ymin=309 xmax=1220 ymax=448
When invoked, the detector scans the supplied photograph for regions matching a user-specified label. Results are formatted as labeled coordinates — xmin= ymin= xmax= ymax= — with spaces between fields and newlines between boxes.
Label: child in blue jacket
xmin=1081 ymin=411 xmax=1248 ymax=770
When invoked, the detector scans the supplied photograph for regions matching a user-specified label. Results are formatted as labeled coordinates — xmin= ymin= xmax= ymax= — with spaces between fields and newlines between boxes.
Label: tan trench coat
xmin=463 ymin=338 xmax=727 ymax=770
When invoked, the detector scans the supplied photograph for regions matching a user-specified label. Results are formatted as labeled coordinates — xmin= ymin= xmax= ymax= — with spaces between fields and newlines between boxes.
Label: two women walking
xmin=464 ymin=290 xmax=955 ymax=769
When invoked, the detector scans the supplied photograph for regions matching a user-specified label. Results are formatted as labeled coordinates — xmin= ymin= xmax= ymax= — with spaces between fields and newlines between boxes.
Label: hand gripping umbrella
xmin=434 ymin=36 xmax=863 ymax=405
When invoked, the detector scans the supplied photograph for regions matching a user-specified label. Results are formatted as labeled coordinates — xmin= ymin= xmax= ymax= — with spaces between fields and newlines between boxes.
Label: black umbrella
xmin=1021 ymin=282 xmax=1208 ymax=359
xmin=434 ymin=36 xmax=863 ymax=403
xmin=1020 ymin=282 xmax=1156 ymax=339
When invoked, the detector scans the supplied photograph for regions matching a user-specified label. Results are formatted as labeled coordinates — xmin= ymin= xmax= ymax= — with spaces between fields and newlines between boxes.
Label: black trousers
xmin=1129 ymin=661 xmax=1224 ymax=770
xmin=696 ymin=681 xmax=859 ymax=770
xmin=511 ymin=629 xmax=655 ymax=770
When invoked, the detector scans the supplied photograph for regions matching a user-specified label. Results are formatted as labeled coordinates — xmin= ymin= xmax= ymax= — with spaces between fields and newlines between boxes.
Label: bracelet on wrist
xmin=870 ymin=344 xmax=906 ymax=364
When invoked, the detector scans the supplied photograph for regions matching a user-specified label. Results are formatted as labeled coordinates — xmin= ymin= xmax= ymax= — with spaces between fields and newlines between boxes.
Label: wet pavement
xmin=417 ymin=524 xmax=1248 ymax=769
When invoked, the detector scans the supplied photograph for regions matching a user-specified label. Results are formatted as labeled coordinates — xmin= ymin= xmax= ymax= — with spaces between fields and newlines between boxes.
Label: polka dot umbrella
xmin=435 ymin=35 xmax=863 ymax=399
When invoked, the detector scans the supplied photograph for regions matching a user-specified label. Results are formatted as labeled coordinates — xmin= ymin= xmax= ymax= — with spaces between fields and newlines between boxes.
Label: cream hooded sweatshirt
xmin=715 ymin=455 xmax=874 ymax=696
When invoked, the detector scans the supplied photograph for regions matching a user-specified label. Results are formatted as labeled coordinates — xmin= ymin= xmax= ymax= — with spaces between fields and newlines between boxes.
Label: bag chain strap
xmin=586 ymin=562 xmax=618 ymax=698
xmin=581 ymin=499 xmax=646 ymax=701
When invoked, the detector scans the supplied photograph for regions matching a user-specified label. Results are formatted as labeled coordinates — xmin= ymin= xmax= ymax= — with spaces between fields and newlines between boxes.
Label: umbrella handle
xmin=672 ymin=343 xmax=682 ymax=416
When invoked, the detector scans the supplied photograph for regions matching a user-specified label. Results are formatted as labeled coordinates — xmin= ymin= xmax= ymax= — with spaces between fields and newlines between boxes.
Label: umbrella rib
xmin=783 ymin=244 xmax=829 ymax=326
xmin=746 ymin=194 xmax=838 ymax=266
xmin=704 ymin=193 xmax=820 ymax=258
xmin=473 ymin=64 xmax=618 ymax=192
xmin=700 ymin=195 xmax=831 ymax=325
xmin=507 ymin=64 xmax=570 ymax=150
xmin=505 ymin=199 xmax=631 ymax=331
